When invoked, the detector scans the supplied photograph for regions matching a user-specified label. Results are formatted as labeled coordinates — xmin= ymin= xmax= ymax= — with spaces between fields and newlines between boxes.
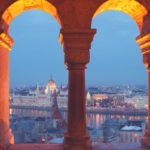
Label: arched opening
xmin=8 ymin=9 xmax=67 ymax=144
xmin=86 ymin=10 xmax=148 ymax=145
xmin=0 ymin=0 xmax=69 ymax=146
xmin=9 ymin=10 xmax=65 ymax=87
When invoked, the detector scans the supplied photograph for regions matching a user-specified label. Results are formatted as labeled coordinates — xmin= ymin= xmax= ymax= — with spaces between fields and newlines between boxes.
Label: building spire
xmin=51 ymin=90 xmax=62 ymax=120
xmin=36 ymin=82 xmax=40 ymax=94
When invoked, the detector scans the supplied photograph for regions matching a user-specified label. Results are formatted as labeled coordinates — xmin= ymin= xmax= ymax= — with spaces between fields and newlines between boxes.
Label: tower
xmin=51 ymin=90 xmax=66 ymax=129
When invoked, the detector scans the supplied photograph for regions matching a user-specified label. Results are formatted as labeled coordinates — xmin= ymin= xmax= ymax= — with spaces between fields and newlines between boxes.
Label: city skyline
xmin=9 ymin=10 xmax=147 ymax=87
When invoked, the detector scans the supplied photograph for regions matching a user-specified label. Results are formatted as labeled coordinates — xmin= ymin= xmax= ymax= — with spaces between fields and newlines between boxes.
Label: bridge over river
xmin=10 ymin=104 xmax=148 ymax=116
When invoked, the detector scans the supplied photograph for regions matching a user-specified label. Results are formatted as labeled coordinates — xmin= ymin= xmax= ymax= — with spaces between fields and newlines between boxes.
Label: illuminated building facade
xmin=0 ymin=0 xmax=150 ymax=150
xmin=45 ymin=79 xmax=57 ymax=95
xmin=11 ymin=79 xmax=68 ymax=108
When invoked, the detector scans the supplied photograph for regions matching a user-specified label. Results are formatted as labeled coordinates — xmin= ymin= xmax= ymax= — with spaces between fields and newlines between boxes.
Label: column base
xmin=141 ymin=129 xmax=150 ymax=148
xmin=63 ymin=134 xmax=93 ymax=150
xmin=0 ymin=128 xmax=14 ymax=150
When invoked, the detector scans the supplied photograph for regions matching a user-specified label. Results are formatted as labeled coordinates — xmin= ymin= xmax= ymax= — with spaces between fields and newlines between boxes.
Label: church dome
xmin=45 ymin=79 xmax=57 ymax=95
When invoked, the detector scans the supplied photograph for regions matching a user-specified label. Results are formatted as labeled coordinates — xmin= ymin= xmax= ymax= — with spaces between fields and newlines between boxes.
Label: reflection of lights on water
xmin=9 ymin=96 xmax=12 ymax=101
xmin=10 ymin=108 xmax=12 ymax=115
xmin=96 ymin=114 xmax=100 ymax=128
xmin=42 ymin=137 xmax=46 ymax=142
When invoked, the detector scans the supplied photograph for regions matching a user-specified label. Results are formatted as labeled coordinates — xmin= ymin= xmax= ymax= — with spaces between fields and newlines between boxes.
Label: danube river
xmin=10 ymin=107 xmax=147 ymax=144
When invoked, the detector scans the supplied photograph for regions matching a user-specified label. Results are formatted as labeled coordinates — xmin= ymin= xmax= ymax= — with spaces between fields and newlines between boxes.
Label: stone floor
xmin=9 ymin=144 xmax=62 ymax=150
xmin=94 ymin=143 xmax=149 ymax=150
xmin=8 ymin=143 xmax=149 ymax=150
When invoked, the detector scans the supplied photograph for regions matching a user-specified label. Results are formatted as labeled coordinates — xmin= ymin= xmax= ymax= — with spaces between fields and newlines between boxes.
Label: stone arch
xmin=93 ymin=0 xmax=148 ymax=31
xmin=0 ymin=0 xmax=61 ymax=33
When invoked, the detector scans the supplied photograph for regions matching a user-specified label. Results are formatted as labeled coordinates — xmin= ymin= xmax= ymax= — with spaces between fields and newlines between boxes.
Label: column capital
xmin=0 ymin=32 xmax=14 ymax=51
xmin=59 ymin=29 xmax=96 ymax=66
xmin=136 ymin=33 xmax=150 ymax=68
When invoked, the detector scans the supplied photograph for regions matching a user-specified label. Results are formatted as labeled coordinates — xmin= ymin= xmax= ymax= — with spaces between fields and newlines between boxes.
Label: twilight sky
xmin=9 ymin=10 xmax=147 ymax=87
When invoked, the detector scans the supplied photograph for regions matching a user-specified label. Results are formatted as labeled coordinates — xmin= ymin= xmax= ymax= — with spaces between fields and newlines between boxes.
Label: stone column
xmin=137 ymin=32 xmax=150 ymax=148
xmin=148 ymin=68 xmax=150 ymax=128
xmin=60 ymin=29 xmax=96 ymax=150
xmin=0 ymin=32 xmax=14 ymax=150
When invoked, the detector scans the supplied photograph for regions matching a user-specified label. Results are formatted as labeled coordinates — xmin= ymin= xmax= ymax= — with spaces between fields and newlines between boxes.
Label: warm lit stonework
xmin=94 ymin=0 xmax=147 ymax=30
xmin=0 ymin=33 xmax=13 ymax=51
xmin=0 ymin=0 xmax=150 ymax=150
xmin=0 ymin=32 xmax=14 ymax=150
xmin=136 ymin=11 xmax=150 ymax=148
xmin=60 ymin=29 xmax=96 ymax=150
xmin=2 ymin=0 xmax=60 ymax=25
xmin=137 ymin=33 xmax=150 ymax=148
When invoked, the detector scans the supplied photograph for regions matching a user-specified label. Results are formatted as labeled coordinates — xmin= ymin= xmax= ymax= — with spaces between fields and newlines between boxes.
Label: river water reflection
xmin=86 ymin=113 xmax=146 ymax=144
xmin=10 ymin=108 xmax=147 ymax=144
